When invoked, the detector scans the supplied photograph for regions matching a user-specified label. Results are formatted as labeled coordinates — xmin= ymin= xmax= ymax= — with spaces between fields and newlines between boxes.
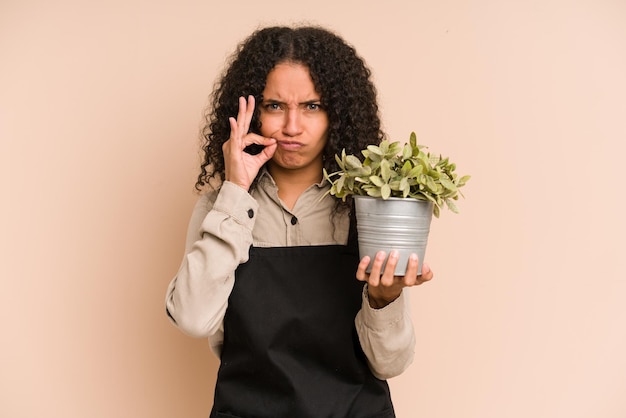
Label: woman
xmin=165 ymin=25 xmax=433 ymax=418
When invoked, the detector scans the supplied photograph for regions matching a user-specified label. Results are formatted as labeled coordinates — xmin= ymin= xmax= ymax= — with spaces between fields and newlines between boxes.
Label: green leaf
xmin=428 ymin=169 xmax=441 ymax=180
xmin=345 ymin=155 xmax=363 ymax=169
xmin=426 ymin=176 xmax=437 ymax=192
xmin=336 ymin=175 xmax=345 ymax=193
xmin=437 ymin=156 xmax=449 ymax=167
xmin=400 ymin=160 xmax=412 ymax=176
xmin=389 ymin=180 xmax=402 ymax=191
xmin=367 ymin=144 xmax=383 ymax=155
xmin=335 ymin=153 xmax=345 ymax=170
xmin=380 ymin=160 xmax=392 ymax=182
xmin=458 ymin=175 xmax=471 ymax=186
xmin=388 ymin=141 xmax=403 ymax=157
xmin=367 ymin=152 xmax=382 ymax=163
xmin=440 ymin=178 xmax=457 ymax=191
xmin=381 ymin=184 xmax=391 ymax=199
xmin=445 ymin=198 xmax=459 ymax=213
xmin=369 ymin=176 xmax=385 ymax=187
xmin=419 ymin=153 xmax=431 ymax=169
xmin=408 ymin=165 xmax=423 ymax=178
xmin=402 ymin=143 xmax=412 ymax=160
xmin=348 ymin=166 xmax=371 ymax=177
xmin=399 ymin=177 xmax=409 ymax=191
xmin=365 ymin=187 xmax=382 ymax=198
xmin=423 ymin=192 xmax=437 ymax=203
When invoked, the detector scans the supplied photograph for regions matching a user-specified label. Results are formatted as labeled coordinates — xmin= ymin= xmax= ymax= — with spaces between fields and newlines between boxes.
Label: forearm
xmin=355 ymin=286 xmax=416 ymax=380
xmin=165 ymin=182 xmax=257 ymax=339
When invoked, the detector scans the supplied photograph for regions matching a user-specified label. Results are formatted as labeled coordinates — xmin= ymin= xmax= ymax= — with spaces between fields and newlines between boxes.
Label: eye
xmin=305 ymin=103 xmax=322 ymax=111
xmin=262 ymin=102 xmax=283 ymax=112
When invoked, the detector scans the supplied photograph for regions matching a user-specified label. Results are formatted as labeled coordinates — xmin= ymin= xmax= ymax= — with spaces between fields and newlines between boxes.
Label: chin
xmin=272 ymin=154 xmax=303 ymax=169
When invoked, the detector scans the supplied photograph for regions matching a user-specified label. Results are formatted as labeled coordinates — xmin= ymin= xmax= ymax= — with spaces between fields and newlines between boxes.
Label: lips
xmin=276 ymin=140 xmax=304 ymax=151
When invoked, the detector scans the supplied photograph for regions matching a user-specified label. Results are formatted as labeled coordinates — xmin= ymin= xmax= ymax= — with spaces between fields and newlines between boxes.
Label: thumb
xmin=256 ymin=139 xmax=277 ymax=163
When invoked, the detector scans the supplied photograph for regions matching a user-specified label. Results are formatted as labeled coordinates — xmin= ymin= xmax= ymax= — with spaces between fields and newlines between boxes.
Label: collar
xmin=257 ymin=166 xmax=330 ymax=190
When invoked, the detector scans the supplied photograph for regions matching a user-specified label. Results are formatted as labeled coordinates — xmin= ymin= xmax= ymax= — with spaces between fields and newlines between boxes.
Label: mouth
xmin=275 ymin=140 xmax=304 ymax=151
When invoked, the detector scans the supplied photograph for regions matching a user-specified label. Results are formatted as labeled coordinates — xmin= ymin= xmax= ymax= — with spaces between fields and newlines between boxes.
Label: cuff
xmin=359 ymin=284 xmax=406 ymax=332
xmin=212 ymin=181 xmax=259 ymax=230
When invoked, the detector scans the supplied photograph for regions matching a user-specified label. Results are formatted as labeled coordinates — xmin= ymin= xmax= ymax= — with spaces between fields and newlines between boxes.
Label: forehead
xmin=263 ymin=62 xmax=319 ymax=98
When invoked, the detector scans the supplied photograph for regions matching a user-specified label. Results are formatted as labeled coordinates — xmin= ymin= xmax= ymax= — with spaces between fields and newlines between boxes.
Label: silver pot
xmin=353 ymin=195 xmax=433 ymax=276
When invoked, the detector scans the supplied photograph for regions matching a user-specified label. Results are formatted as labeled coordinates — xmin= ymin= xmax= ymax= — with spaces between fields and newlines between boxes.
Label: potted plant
xmin=323 ymin=132 xmax=470 ymax=275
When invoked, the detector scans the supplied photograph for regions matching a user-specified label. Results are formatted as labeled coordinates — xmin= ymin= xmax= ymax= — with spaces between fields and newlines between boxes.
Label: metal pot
xmin=353 ymin=195 xmax=433 ymax=276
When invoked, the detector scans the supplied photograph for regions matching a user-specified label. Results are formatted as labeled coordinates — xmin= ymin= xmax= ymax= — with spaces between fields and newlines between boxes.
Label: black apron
xmin=210 ymin=240 xmax=395 ymax=418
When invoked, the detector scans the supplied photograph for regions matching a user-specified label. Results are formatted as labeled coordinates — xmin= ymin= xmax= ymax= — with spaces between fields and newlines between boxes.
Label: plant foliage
xmin=323 ymin=132 xmax=470 ymax=217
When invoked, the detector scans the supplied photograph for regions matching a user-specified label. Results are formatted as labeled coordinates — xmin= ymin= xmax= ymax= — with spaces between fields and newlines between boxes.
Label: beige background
xmin=1 ymin=0 xmax=625 ymax=417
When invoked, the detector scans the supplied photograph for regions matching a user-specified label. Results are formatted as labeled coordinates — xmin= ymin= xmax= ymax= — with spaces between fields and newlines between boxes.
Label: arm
xmin=355 ymin=287 xmax=415 ymax=380
xmin=355 ymin=250 xmax=434 ymax=379
xmin=165 ymin=182 xmax=258 ymax=348
xmin=166 ymin=95 xmax=275 ymax=353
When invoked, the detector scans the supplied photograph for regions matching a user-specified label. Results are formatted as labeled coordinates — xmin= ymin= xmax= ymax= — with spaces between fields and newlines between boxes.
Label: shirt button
xmin=247 ymin=209 xmax=254 ymax=218
xmin=290 ymin=216 xmax=298 ymax=225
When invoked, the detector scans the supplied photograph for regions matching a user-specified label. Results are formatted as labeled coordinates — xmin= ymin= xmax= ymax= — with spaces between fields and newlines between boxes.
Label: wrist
xmin=366 ymin=287 xmax=401 ymax=309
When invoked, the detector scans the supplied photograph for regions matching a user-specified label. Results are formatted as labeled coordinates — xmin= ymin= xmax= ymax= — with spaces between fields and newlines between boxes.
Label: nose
xmin=282 ymin=108 xmax=302 ymax=137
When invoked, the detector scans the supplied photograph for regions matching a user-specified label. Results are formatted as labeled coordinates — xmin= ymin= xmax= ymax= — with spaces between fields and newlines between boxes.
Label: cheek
xmin=258 ymin=114 xmax=280 ymax=136
xmin=317 ymin=118 xmax=330 ymax=141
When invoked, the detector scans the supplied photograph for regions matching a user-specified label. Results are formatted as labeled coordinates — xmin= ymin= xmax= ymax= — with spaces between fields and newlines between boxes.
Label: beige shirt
xmin=165 ymin=171 xmax=416 ymax=379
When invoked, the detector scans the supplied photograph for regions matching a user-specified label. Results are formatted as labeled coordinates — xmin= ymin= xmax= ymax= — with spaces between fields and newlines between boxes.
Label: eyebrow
xmin=262 ymin=98 xmax=322 ymax=105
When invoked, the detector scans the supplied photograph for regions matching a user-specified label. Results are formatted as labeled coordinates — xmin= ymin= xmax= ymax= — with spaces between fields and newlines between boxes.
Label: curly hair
xmin=196 ymin=25 xmax=385 ymax=195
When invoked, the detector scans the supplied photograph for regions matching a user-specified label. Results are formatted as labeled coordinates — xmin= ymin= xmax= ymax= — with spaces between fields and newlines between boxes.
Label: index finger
xmin=236 ymin=95 xmax=255 ymax=135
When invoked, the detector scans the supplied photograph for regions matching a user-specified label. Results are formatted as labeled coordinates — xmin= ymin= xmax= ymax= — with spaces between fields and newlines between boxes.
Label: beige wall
xmin=2 ymin=0 xmax=625 ymax=417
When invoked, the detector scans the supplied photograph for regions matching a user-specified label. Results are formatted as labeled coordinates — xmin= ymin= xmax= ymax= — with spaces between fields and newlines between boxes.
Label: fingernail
xmin=410 ymin=253 xmax=418 ymax=261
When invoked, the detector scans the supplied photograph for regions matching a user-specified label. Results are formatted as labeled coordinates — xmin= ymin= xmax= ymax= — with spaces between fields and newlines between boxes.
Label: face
xmin=259 ymin=62 xmax=329 ymax=178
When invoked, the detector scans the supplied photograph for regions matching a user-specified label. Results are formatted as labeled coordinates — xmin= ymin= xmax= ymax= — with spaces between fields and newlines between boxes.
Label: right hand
xmin=356 ymin=251 xmax=434 ymax=309
xmin=223 ymin=95 xmax=277 ymax=191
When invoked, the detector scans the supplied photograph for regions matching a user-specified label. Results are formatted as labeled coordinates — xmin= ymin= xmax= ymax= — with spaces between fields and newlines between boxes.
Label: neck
xmin=268 ymin=162 xmax=323 ymax=210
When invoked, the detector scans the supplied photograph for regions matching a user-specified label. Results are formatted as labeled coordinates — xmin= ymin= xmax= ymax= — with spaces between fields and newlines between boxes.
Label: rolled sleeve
xmin=355 ymin=285 xmax=416 ymax=380
xmin=211 ymin=181 xmax=259 ymax=231
xmin=165 ymin=181 xmax=258 ymax=344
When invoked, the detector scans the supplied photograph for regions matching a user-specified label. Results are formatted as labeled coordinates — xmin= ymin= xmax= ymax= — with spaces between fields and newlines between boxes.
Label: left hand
xmin=356 ymin=251 xmax=434 ymax=309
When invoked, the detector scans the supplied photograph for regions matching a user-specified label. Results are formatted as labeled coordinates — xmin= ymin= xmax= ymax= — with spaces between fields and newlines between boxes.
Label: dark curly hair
xmin=196 ymin=25 xmax=385 ymax=196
